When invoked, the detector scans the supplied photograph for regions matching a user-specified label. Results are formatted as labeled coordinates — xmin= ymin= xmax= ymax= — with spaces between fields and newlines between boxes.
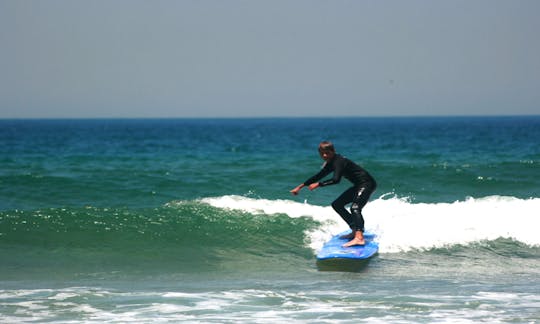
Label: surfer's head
xmin=318 ymin=141 xmax=335 ymax=161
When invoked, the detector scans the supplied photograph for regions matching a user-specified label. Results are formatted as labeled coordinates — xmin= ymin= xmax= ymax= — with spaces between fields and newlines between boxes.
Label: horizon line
xmin=1 ymin=113 xmax=539 ymax=121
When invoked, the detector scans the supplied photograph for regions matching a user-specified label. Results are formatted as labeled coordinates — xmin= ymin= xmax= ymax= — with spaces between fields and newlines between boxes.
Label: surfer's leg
xmin=350 ymin=193 xmax=366 ymax=233
xmin=343 ymin=183 xmax=376 ymax=247
xmin=331 ymin=187 xmax=356 ymax=229
xmin=350 ymin=182 xmax=376 ymax=232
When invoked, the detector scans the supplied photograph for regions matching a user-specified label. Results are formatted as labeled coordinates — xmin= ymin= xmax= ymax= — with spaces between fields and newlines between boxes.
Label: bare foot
xmin=342 ymin=238 xmax=365 ymax=247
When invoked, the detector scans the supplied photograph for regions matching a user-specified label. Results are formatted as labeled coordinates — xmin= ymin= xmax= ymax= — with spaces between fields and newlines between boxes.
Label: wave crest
xmin=201 ymin=195 xmax=540 ymax=254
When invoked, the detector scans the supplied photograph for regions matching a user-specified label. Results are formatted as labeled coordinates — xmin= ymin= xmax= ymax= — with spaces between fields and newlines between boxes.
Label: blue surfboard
xmin=316 ymin=231 xmax=378 ymax=261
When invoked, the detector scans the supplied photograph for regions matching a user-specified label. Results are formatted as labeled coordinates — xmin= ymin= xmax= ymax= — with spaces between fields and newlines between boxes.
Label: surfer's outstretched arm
xmin=308 ymin=182 xmax=320 ymax=190
xmin=291 ymin=182 xmax=321 ymax=195
xmin=290 ymin=184 xmax=304 ymax=195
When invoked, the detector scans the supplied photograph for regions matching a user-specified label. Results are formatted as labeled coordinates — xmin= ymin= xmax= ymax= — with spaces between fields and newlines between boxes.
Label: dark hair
xmin=318 ymin=141 xmax=335 ymax=152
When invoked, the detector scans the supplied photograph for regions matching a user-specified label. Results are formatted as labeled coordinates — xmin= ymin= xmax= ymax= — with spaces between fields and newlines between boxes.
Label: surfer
xmin=290 ymin=141 xmax=376 ymax=247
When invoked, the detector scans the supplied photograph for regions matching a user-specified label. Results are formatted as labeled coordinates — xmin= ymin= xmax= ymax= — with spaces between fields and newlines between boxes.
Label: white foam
xmin=200 ymin=195 xmax=331 ymax=219
xmin=2 ymin=287 xmax=538 ymax=323
xmin=370 ymin=195 xmax=540 ymax=252
xmin=200 ymin=195 xmax=540 ymax=253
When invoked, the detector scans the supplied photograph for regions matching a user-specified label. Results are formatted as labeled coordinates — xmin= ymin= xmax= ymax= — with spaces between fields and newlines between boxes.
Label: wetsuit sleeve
xmin=318 ymin=158 xmax=344 ymax=187
xmin=303 ymin=163 xmax=332 ymax=186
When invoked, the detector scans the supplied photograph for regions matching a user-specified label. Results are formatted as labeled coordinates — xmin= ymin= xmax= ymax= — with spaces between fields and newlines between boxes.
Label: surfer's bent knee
xmin=351 ymin=203 xmax=360 ymax=214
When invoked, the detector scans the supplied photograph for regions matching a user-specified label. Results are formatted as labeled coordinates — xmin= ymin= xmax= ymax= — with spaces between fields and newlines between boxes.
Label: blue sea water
xmin=1 ymin=116 xmax=539 ymax=322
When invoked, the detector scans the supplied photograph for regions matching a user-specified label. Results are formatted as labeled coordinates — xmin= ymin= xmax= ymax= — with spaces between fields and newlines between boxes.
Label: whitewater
xmin=201 ymin=194 xmax=540 ymax=253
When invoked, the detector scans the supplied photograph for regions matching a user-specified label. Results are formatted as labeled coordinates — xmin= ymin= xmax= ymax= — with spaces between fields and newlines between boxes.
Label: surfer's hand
xmin=290 ymin=184 xmax=304 ymax=195
xmin=308 ymin=182 xmax=320 ymax=191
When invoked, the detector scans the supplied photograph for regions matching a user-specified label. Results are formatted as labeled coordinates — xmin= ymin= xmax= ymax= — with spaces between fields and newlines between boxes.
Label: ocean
xmin=1 ymin=116 xmax=539 ymax=323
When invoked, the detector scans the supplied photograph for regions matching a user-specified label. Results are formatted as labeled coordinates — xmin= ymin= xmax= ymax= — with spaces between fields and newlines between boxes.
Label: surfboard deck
xmin=316 ymin=231 xmax=378 ymax=261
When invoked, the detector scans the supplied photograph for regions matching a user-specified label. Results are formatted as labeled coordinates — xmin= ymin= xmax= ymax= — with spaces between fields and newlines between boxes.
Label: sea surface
xmin=1 ymin=116 xmax=539 ymax=323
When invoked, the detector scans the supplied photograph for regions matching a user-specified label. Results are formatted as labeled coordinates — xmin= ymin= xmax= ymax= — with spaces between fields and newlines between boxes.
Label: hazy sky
xmin=1 ymin=0 xmax=539 ymax=118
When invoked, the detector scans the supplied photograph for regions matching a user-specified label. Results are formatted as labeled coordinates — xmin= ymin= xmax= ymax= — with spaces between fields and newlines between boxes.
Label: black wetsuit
xmin=304 ymin=154 xmax=376 ymax=232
